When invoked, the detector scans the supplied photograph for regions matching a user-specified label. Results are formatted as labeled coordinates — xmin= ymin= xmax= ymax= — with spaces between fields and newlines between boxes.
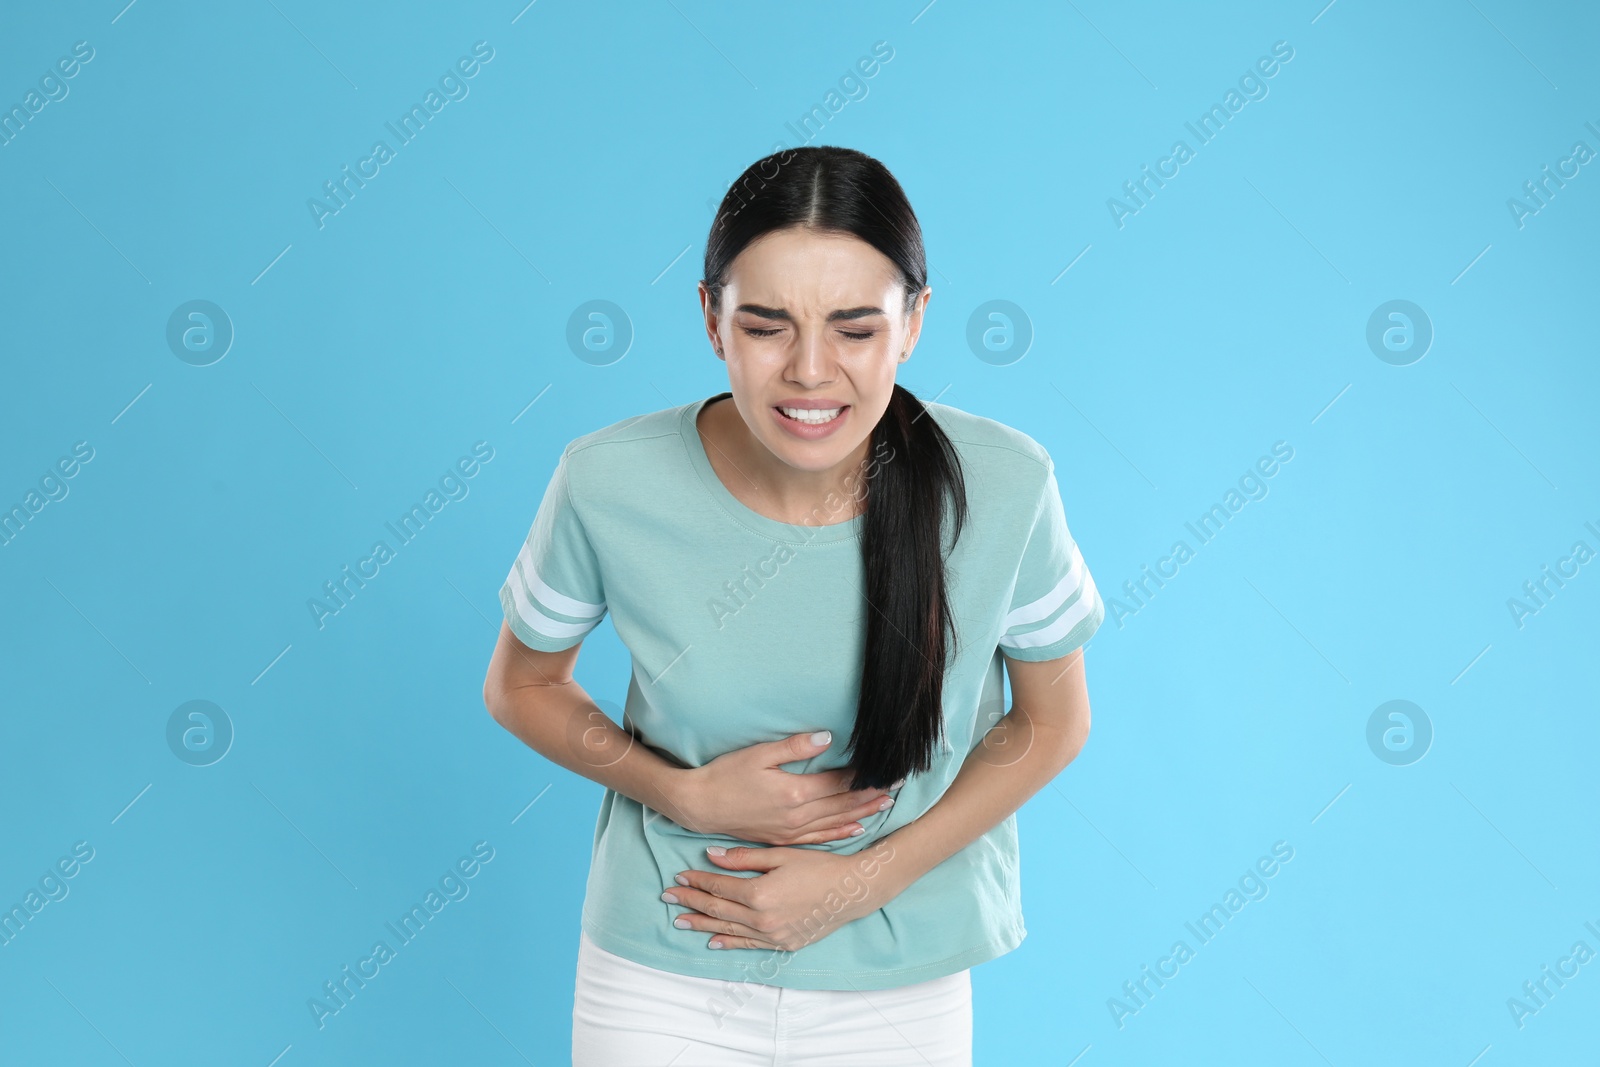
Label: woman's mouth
xmin=776 ymin=405 xmax=844 ymax=425
xmin=772 ymin=404 xmax=850 ymax=438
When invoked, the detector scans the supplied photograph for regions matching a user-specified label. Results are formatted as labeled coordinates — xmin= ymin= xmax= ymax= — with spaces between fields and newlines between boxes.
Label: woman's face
xmin=699 ymin=226 xmax=929 ymax=476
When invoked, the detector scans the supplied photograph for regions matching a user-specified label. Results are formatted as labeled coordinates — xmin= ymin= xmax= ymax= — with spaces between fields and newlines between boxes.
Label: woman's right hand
xmin=675 ymin=731 xmax=902 ymax=846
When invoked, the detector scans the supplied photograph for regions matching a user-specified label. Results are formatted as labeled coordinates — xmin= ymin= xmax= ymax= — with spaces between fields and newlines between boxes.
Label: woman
xmin=482 ymin=145 xmax=1104 ymax=1066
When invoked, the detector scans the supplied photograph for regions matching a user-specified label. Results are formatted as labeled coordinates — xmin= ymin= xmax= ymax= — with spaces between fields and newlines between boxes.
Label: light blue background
xmin=2 ymin=1 xmax=1596 ymax=1063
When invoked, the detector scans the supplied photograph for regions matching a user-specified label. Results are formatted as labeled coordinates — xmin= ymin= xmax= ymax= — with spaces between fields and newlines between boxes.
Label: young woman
xmin=482 ymin=145 xmax=1104 ymax=1066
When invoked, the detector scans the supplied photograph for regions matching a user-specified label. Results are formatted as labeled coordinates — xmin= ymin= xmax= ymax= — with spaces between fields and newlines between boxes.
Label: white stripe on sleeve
xmin=1002 ymin=549 xmax=1085 ymax=630
xmin=513 ymin=540 xmax=606 ymax=619
xmin=505 ymin=556 xmax=606 ymax=642
xmin=999 ymin=570 xmax=1099 ymax=653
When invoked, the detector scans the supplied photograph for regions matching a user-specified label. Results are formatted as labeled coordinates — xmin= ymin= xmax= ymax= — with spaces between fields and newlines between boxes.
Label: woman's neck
xmin=697 ymin=396 xmax=869 ymax=526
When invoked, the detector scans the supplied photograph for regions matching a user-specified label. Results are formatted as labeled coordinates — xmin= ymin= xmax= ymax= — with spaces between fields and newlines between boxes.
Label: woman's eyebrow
xmin=735 ymin=304 xmax=886 ymax=322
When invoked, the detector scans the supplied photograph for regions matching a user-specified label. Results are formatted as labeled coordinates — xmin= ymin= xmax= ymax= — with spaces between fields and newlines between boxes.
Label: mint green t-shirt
xmin=499 ymin=392 xmax=1105 ymax=991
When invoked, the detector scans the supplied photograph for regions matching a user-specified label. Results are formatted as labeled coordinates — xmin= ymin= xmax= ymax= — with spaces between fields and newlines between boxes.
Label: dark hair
xmin=701 ymin=146 xmax=969 ymax=791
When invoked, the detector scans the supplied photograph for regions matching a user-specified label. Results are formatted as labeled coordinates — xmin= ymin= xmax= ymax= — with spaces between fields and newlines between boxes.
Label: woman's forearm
xmin=486 ymin=680 xmax=702 ymax=830
xmin=876 ymin=703 xmax=1088 ymax=898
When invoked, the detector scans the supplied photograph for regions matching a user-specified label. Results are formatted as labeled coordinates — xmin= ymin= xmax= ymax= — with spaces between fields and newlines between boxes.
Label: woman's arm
xmin=874 ymin=647 xmax=1092 ymax=898
xmin=481 ymin=621 xmax=892 ymax=844
xmin=482 ymin=620 xmax=696 ymax=826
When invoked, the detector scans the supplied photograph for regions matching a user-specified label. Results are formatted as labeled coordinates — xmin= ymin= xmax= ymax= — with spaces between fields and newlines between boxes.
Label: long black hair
xmin=701 ymin=146 xmax=969 ymax=791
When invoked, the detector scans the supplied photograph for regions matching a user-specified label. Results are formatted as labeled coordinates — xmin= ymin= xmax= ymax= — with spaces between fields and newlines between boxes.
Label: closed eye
xmin=741 ymin=327 xmax=877 ymax=341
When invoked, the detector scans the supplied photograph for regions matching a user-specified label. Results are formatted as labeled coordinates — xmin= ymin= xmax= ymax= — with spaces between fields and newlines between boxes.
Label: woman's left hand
xmin=662 ymin=841 xmax=902 ymax=952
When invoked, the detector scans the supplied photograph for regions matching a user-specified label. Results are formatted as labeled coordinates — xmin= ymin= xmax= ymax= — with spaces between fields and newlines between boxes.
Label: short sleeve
xmin=998 ymin=460 xmax=1104 ymax=661
xmin=498 ymin=446 xmax=608 ymax=652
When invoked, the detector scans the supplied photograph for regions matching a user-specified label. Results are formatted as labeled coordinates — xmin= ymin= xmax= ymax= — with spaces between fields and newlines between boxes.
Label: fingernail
xmin=877 ymin=798 xmax=894 ymax=811
xmin=709 ymin=940 xmax=724 ymax=949
xmin=661 ymin=891 xmax=679 ymax=904
xmin=849 ymin=825 xmax=866 ymax=836
xmin=706 ymin=845 xmax=726 ymax=856
xmin=675 ymin=874 xmax=689 ymax=886
xmin=890 ymin=778 xmax=905 ymax=790
xmin=810 ymin=730 xmax=831 ymax=747
xmin=674 ymin=918 xmax=692 ymax=928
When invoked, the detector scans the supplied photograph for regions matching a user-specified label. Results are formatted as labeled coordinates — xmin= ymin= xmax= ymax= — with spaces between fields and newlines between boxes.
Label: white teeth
xmin=779 ymin=406 xmax=842 ymax=424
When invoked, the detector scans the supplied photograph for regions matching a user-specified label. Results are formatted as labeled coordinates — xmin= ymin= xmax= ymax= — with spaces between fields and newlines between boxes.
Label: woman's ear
xmin=700 ymin=282 xmax=730 ymax=362
xmin=899 ymin=286 xmax=930 ymax=361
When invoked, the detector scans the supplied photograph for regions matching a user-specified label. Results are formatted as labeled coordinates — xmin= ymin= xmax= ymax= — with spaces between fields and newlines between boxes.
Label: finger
xmin=665 ymin=883 xmax=761 ymax=925
xmin=706 ymin=933 xmax=780 ymax=951
xmin=780 ymin=821 xmax=866 ymax=846
xmin=772 ymin=766 xmax=877 ymax=816
xmin=787 ymin=790 xmax=902 ymax=838
xmin=814 ymin=769 xmax=900 ymax=805
xmin=670 ymin=910 xmax=769 ymax=944
xmin=768 ymin=730 xmax=836 ymax=766
xmin=775 ymin=767 xmax=878 ymax=811
xmin=784 ymin=807 xmax=878 ymax=844
xmin=802 ymin=773 xmax=905 ymax=811
xmin=703 ymin=845 xmax=785 ymax=874
xmin=837 ymin=793 xmax=898 ymax=825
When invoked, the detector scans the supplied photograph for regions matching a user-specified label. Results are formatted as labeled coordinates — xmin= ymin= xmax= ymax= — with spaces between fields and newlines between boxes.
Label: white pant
xmin=572 ymin=929 xmax=973 ymax=1066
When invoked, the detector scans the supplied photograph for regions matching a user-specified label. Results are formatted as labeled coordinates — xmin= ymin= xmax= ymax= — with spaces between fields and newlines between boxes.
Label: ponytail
xmin=844 ymin=383 xmax=968 ymax=789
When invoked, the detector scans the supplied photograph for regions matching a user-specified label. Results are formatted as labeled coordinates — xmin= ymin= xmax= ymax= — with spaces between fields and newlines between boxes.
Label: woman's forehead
xmin=726 ymin=236 xmax=901 ymax=310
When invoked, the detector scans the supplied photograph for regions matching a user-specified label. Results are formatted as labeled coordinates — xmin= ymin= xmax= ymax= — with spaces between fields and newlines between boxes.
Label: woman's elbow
xmin=1056 ymin=708 xmax=1090 ymax=765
